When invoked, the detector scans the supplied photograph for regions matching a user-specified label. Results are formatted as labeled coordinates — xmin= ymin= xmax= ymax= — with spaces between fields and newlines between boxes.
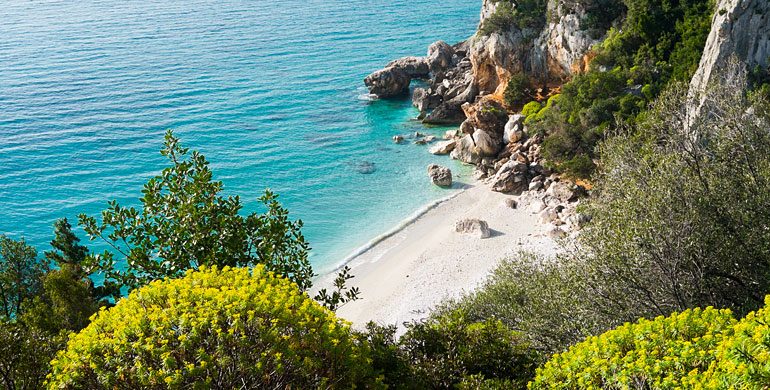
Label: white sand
xmin=314 ymin=178 xmax=558 ymax=330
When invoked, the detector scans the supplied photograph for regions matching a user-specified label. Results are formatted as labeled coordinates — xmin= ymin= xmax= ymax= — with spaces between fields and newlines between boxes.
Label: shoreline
xmin=314 ymin=177 xmax=559 ymax=330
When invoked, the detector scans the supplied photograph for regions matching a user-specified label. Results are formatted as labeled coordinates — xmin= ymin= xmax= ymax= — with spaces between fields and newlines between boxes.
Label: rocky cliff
xmin=688 ymin=0 xmax=770 ymax=118
xmin=471 ymin=0 xmax=603 ymax=96
xmin=365 ymin=0 xmax=606 ymax=123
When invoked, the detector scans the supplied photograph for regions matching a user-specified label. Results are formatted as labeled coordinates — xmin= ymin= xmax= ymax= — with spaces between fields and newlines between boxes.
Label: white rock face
xmin=531 ymin=1 xmax=603 ymax=82
xmin=689 ymin=0 xmax=770 ymax=120
xmin=455 ymin=218 xmax=492 ymax=239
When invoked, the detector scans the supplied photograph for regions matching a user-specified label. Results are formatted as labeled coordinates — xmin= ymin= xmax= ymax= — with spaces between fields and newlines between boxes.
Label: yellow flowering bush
xmin=529 ymin=307 xmax=736 ymax=389
xmin=696 ymin=296 xmax=770 ymax=389
xmin=46 ymin=265 xmax=379 ymax=389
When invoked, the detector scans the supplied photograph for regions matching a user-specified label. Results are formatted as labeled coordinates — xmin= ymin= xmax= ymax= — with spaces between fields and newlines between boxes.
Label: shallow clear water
xmin=0 ymin=0 xmax=478 ymax=274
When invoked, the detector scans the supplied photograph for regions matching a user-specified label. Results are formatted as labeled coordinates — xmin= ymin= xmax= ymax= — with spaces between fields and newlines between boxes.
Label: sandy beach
xmin=315 ymin=178 xmax=559 ymax=330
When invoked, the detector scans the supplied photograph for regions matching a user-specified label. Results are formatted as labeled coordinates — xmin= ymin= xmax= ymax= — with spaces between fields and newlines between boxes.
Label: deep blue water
xmin=0 ymin=0 xmax=478 ymax=274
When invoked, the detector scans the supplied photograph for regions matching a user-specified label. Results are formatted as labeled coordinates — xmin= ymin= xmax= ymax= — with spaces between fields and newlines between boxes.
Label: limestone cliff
xmin=689 ymin=0 xmax=770 ymax=115
xmin=470 ymin=0 xmax=605 ymax=96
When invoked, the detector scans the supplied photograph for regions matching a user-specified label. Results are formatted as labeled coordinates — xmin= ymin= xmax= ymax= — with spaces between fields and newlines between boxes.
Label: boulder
xmin=386 ymin=56 xmax=430 ymax=79
xmin=364 ymin=67 xmax=411 ymax=98
xmin=547 ymin=226 xmax=567 ymax=239
xmin=427 ymin=164 xmax=453 ymax=187
xmin=450 ymin=135 xmax=482 ymax=164
xmin=423 ymin=101 xmax=467 ymax=124
xmin=427 ymin=40 xmax=455 ymax=74
xmin=412 ymin=88 xmax=442 ymax=112
xmin=392 ymin=135 xmax=404 ymax=143
xmin=429 ymin=140 xmax=456 ymax=155
xmin=472 ymin=130 xmax=501 ymax=157
xmin=504 ymin=114 xmax=526 ymax=143
xmin=545 ymin=181 xmax=586 ymax=203
xmin=455 ymin=218 xmax=491 ymax=239
xmin=491 ymin=160 xmax=529 ymax=194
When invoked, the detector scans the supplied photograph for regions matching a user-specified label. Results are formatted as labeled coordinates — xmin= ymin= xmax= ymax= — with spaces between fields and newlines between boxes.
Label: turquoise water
xmin=0 ymin=0 xmax=478 ymax=274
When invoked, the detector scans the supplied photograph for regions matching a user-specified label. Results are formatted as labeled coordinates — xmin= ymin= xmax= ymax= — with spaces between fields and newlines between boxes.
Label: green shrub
xmin=364 ymin=309 xmax=539 ymax=388
xmin=504 ymin=73 xmax=535 ymax=108
xmin=522 ymin=101 xmax=543 ymax=117
xmin=399 ymin=310 xmax=539 ymax=388
xmin=529 ymin=307 xmax=736 ymax=389
xmin=47 ymin=265 xmax=379 ymax=389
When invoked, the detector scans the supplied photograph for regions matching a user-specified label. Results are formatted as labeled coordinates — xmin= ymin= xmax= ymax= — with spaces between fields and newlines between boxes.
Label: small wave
xmin=357 ymin=93 xmax=378 ymax=101
xmin=327 ymin=188 xmax=467 ymax=273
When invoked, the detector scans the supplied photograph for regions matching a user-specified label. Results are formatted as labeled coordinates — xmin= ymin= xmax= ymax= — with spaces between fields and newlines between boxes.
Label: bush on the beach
xmin=529 ymin=307 xmax=736 ymax=389
xmin=47 ymin=265 xmax=379 ymax=389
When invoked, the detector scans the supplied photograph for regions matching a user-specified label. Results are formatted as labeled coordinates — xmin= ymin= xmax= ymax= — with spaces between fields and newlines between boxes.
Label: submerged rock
xmin=350 ymin=161 xmax=376 ymax=174
xmin=427 ymin=164 xmax=453 ymax=187
xmin=455 ymin=218 xmax=491 ymax=239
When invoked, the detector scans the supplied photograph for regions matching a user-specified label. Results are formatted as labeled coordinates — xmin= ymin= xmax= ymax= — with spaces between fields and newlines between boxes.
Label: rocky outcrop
xmin=688 ymin=0 xmax=770 ymax=120
xmin=365 ymin=67 xmax=411 ymax=98
xmin=427 ymin=164 xmax=453 ymax=187
xmin=470 ymin=0 xmax=605 ymax=96
xmin=455 ymin=218 xmax=491 ymax=238
xmin=530 ymin=1 xmax=602 ymax=83
xmin=365 ymin=57 xmax=430 ymax=98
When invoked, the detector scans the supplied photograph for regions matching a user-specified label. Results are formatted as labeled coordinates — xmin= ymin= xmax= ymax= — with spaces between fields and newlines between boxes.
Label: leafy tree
xmin=0 ymin=236 xmax=45 ymax=319
xmin=47 ymin=265 xmax=380 ymax=389
xmin=79 ymin=130 xmax=358 ymax=309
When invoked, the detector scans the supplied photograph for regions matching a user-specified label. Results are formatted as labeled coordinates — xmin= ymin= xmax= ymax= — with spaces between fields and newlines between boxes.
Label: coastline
xmin=314 ymin=177 xmax=559 ymax=330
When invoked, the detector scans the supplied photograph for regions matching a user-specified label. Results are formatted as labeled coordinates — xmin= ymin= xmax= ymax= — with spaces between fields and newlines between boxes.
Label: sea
xmin=0 ymin=0 xmax=478 ymax=275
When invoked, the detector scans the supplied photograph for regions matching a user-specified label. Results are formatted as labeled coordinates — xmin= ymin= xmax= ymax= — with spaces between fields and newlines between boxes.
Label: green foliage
xmin=530 ymin=0 xmax=714 ymax=178
xmin=582 ymin=79 xmax=770 ymax=320
xmin=79 ymin=131 xmax=314 ymax=292
xmin=399 ymin=310 xmax=539 ymax=388
xmin=479 ymin=0 xmax=548 ymax=36
xmin=0 ymin=321 xmax=66 ymax=390
xmin=504 ymin=73 xmax=535 ymax=108
xmin=47 ymin=265 xmax=379 ymax=389
xmin=529 ymin=307 xmax=736 ymax=389
xmin=364 ymin=310 xmax=539 ymax=388
xmin=521 ymin=101 xmax=543 ymax=117
xmin=444 ymin=253 xmax=600 ymax=353
xmin=78 ymin=131 xmax=358 ymax=310
xmin=446 ymin=78 xmax=770 ymax=360
xmin=0 ymin=236 xmax=45 ymax=319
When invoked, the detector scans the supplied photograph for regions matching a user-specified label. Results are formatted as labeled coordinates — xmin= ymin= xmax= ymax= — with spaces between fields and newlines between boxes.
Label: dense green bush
xmin=521 ymin=101 xmax=543 ymax=117
xmin=364 ymin=310 xmax=539 ymax=389
xmin=47 ymin=265 xmax=379 ymax=389
xmin=504 ymin=73 xmax=536 ymax=108
xmin=399 ymin=310 xmax=539 ymax=388
xmin=529 ymin=307 xmax=736 ymax=389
